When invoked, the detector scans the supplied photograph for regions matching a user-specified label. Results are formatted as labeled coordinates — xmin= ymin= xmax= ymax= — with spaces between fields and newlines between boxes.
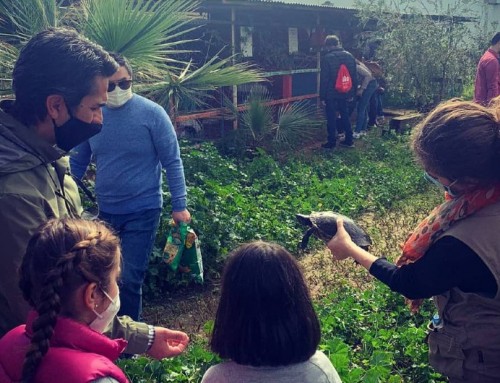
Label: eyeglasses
xmin=424 ymin=171 xmax=459 ymax=196
xmin=107 ymin=79 xmax=132 ymax=92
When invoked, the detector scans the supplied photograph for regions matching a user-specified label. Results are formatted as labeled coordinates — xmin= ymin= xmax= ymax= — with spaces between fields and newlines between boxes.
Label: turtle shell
xmin=297 ymin=211 xmax=372 ymax=249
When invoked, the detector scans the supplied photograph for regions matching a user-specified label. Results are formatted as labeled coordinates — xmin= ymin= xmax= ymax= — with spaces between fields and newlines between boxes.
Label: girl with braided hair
xmin=328 ymin=97 xmax=500 ymax=382
xmin=0 ymin=218 xmax=128 ymax=383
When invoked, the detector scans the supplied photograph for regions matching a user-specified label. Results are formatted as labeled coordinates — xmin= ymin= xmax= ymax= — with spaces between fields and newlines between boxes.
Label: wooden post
xmin=316 ymin=14 xmax=321 ymax=110
xmin=231 ymin=7 xmax=238 ymax=129
xmin=282 ymin=74 xmax=292 ymax=105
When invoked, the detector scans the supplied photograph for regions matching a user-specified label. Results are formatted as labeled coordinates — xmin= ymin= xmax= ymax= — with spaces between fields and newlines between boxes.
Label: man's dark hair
xmin=109 ymin=52 xmax=133 ymax=78
xmin=491 ymin=32 xmax=500 ymax=46
xmin=324 ymin=34 xmax=340 ymax=47
xmin=11 ymin=27 xmax=118 ymax=126
xmin=210 ymin=241 xmax=321 ymax=366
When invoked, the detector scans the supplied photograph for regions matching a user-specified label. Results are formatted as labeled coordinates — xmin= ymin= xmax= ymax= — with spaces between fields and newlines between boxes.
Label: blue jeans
xmin=325 ymin=98 xmax=353 ymax=145
xmin=355 ymin=80 xmax=378 ymax=133
xmin=99 ymin=208 xmax=161 ymax=321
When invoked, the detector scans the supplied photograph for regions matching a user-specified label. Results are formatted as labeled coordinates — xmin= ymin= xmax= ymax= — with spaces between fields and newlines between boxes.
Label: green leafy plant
xmin=355 ymin=0 xmax=487 ymax=109
xmin=222 ymin=85 xmax=324 ymax=154
xmin=78 ymin=0 xmax=198 ymax=77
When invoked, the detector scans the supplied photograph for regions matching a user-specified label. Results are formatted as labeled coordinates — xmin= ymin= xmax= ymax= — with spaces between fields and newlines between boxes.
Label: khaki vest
xmin=428 ymin=201 xmax=500 ymax=380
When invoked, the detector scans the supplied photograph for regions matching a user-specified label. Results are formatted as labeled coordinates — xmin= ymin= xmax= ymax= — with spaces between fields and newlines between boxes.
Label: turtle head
xmin=296 ymin=214 xmax=312 ymax=227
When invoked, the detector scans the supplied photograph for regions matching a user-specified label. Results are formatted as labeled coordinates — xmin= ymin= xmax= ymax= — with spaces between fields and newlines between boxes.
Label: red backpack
xmin=335 ymin=64 xmax=352 ymax=93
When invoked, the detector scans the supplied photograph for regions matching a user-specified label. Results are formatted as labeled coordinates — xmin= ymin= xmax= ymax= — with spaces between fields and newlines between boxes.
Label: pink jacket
xmin=0 ymin=311 xmax=128 ymax=383
xmin=474 ymin=48 xmax=500 ymax=105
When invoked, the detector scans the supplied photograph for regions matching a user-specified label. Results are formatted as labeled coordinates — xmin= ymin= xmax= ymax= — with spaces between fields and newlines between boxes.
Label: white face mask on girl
xmin=107 ymin=87 xmax=133 ymax=109
xmin=89 ymin=288 xmax=121 ymax=333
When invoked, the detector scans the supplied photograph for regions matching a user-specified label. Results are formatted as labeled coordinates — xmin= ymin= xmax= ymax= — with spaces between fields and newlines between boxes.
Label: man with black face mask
xmin=0 ymin=28 xmax=189 ymax=360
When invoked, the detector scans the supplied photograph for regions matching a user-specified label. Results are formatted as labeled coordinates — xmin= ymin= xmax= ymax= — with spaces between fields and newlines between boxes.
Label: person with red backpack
xmin=319 ymin=35 xmax=358 ymax=149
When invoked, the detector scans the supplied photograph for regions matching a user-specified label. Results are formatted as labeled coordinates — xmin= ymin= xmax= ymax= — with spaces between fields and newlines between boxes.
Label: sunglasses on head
xmin=107 ymin=79 xmax=132 ymax=92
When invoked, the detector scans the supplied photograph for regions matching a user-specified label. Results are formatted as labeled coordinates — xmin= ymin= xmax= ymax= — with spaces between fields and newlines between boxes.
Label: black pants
xmin=325 ymin=98 xmax=353 ymax=145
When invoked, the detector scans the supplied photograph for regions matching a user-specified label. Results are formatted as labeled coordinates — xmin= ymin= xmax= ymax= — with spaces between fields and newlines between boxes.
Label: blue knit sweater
xmin=70 ymin=94 xmax=187 ymax=214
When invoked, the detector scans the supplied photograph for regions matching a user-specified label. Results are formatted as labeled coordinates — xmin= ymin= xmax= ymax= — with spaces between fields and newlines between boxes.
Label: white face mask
xmin=89 ymin=288 xmax=120 ymax=333
xmin=107 ymin=87 xmax=133 ymax=109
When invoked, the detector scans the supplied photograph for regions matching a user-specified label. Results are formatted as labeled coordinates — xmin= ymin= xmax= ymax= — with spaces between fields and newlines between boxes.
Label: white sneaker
xmin=353 ymin=132 xmax=362 ymax=139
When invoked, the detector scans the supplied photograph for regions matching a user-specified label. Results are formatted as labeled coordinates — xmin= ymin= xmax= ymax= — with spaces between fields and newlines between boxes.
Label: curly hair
xmin=18 ymin=218 xmax=120 ymax=383
xmin=412 ymin=97 xmax=500 ymax=183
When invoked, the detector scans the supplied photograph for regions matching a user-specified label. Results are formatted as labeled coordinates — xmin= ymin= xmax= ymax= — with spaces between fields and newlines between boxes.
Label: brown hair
xmin=411 ymin=97 xmax=500 ymax=183
xmin=18 ymin=218 xmax=120 ymax=383
xmin=210 ymin=241 xmax=321 ymax=366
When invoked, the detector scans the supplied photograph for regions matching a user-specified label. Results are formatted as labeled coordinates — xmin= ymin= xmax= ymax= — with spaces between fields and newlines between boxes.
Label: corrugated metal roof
xmin=221 ymin=0 xmax=358 ymax=11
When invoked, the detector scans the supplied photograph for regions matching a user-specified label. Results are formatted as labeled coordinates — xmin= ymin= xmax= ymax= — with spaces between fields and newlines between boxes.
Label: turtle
xmin=296 ymin=211 xmax=372 ymax=250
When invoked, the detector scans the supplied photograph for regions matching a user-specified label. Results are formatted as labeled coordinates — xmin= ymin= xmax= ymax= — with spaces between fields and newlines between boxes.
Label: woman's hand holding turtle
xmin=327 ymin=218 xmax=357 ymax=261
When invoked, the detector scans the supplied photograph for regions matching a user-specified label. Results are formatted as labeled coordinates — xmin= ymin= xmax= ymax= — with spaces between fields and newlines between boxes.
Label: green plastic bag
xmin=163 ymin=221 xmax=203 ymax=283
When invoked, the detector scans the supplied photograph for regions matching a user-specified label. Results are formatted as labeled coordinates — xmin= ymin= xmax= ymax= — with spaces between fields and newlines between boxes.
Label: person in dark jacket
xmin=319 ymin=35 xmax=357 ymax=149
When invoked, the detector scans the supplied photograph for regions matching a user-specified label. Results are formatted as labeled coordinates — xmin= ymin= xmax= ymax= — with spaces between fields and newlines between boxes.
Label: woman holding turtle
xmin=328 ymin=98 xmax=500 ymax=383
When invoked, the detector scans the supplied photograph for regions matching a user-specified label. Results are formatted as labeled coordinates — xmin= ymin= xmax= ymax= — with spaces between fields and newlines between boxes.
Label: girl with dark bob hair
xmin=202 ymin=241 xmax=341 ymax=383
xmin=328 ymin=98 xmax=500 ymax=382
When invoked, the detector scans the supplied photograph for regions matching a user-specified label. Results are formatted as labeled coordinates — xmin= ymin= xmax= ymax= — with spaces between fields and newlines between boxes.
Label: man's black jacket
xmin=319 ymin=47 xmax=357 ymax=101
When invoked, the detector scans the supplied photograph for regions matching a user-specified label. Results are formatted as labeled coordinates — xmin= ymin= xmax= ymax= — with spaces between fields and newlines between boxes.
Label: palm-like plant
xmin=0 ymin=41 xmax=18 ymax=93
xmin=78 ymin=0 xmax=198 ymax=77
xmin=0 ymin=0 xmax=61 ymax=44
xmin=273 ymin=101 xmax=324 ymax=149
xmin=237 ymin=85 xmax=324 ymax=152
xmin=0 ymin=0 xmax=65 ymax=94
xmin=141 ymin=53 xmax=267 ymax=125
xmin=239 ymin=85 xmax=274 ymax=145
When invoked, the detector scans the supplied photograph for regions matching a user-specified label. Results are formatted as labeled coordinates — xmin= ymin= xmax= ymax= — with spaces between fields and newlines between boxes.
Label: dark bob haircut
xmin=210 ymin=241 xmax=321 ymax=367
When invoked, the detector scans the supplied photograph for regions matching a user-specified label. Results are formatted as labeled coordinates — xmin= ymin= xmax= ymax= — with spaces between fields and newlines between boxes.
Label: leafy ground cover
xmin=145 ymin=129 xmax=432 ymax=294
xmin=119 ymin=129 xmax=447 ymax=382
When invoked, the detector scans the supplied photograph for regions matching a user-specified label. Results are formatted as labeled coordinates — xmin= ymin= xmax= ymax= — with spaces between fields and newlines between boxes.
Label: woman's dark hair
xmin=109 ymin=52 xmax=133 ymax=79
xmin=491 ymin=32 xmax=500 ymax=46
xmin=210 ymin=241 xmax=321 ymax=367
xmin=18 ymin=218 xmax=120 ymax=383
xmin=11 ymin=27 xmax=118 ymax=126
xmin=412 ymin=97 xmax=500 ymax=183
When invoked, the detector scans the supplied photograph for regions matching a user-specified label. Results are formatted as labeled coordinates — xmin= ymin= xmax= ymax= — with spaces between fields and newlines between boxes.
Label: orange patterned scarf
xmin=397 ymin=184 xmax=500 ymax=312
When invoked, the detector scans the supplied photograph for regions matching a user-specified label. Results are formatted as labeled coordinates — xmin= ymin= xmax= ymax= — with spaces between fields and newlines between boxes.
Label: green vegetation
xmin=355 ymin=0 xmax=492 ymax=110
xmin=130 ymin=131 xmax=447 ymax=382
xmin=146 ymin=132 xmax=431 ymax=293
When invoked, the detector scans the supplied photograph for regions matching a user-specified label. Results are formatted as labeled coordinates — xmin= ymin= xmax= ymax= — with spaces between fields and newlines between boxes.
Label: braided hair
xmin=18 ymin=218 xmax=120 ymax=383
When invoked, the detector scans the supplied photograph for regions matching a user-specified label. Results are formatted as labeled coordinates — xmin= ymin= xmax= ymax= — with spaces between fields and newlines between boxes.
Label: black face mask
xmin=53 ymin=111 xmax=102 ymax=152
